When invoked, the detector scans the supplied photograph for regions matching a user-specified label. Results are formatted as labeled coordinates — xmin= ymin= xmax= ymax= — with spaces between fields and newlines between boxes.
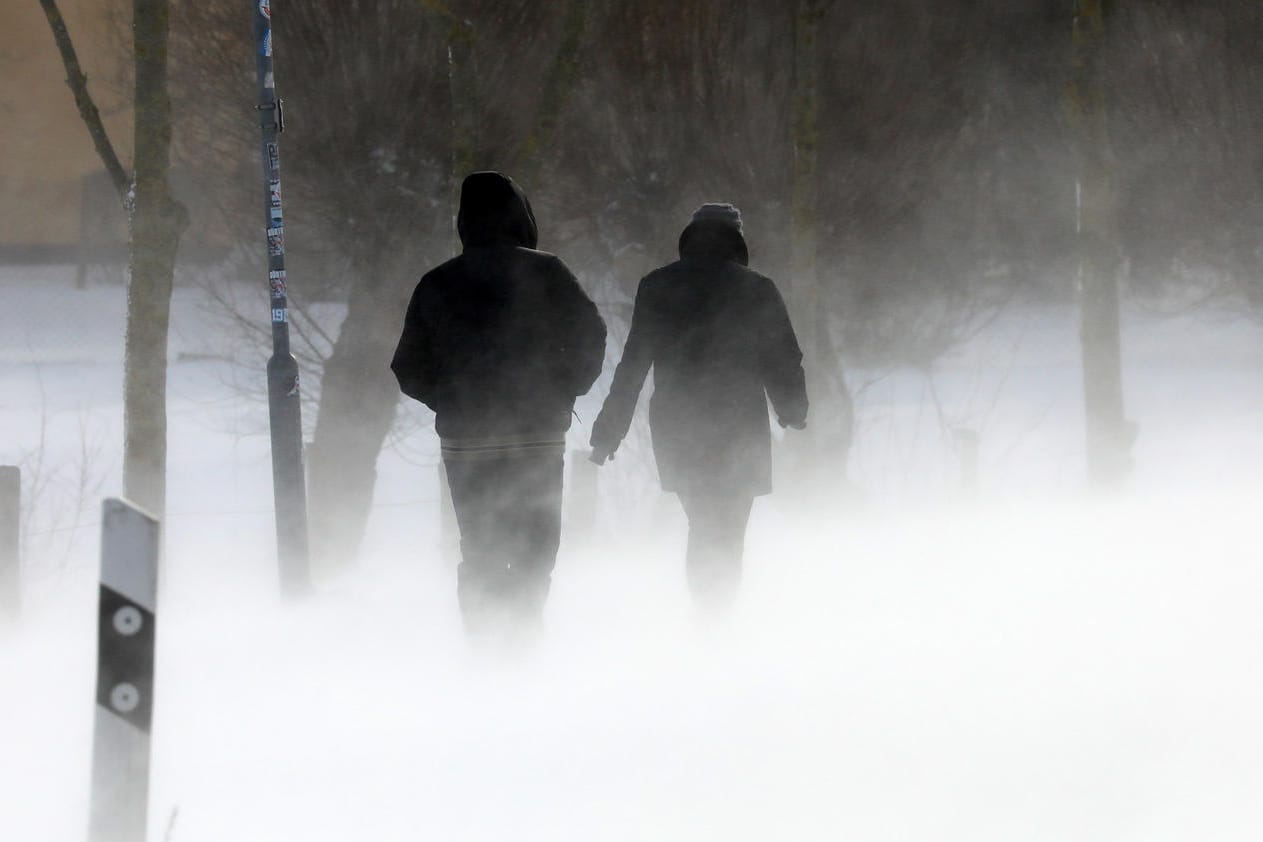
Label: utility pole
xmin=253 ymin=0 xmax=309 ymax=594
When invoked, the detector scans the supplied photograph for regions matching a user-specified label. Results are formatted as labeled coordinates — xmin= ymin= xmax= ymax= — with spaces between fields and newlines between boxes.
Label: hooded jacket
xmin=391 ymin=172 xmax=606 ymax=446
xmin=590 ymin=210 xmax=807 ymax=496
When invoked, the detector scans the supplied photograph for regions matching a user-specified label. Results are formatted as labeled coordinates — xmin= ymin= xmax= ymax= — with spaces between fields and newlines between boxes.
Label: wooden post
xmin=0 ymin=466 xmax=18 ymax=621
xmin=90 ymin=498 xmax=160 ymax=842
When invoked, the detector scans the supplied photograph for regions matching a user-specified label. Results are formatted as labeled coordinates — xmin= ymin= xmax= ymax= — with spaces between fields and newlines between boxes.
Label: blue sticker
xmin=262 ymin=29 xmax=272 ymax=57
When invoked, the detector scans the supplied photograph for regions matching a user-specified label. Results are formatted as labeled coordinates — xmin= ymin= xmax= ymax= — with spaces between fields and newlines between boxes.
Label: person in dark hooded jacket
xmin=590 ymin=203 xmax=807 ymax=610
xmin=391 ymin=172 xmax=606 ymax=635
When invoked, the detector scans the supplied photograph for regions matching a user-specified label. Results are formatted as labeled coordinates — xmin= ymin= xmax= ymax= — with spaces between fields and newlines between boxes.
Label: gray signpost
xmin=89 ymin=498 xmax=160 ymax=842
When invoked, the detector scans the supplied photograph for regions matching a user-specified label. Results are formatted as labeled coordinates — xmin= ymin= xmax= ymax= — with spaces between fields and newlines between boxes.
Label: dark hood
xmin=457 ymin=171 xmax=539 ymax=249
xmin=678 ymin=220 xmax=749 ymax=266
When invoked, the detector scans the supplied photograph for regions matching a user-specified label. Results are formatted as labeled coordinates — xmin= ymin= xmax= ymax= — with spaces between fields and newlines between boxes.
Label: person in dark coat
xmin=391 ymin=171 xmax=607 ymax=636
xmin=590 ymin=203 xmax=807 ymax=610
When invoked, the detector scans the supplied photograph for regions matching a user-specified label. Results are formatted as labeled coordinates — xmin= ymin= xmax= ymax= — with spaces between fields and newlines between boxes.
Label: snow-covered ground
xmin=2 ymin=267 xmax=1262 ymax=841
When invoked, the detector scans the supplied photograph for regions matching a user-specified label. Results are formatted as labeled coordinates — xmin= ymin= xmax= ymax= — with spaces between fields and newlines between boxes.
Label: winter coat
xmin=391 ymin=172 xmax=607 ymax=443
xmin=590 ymin=217 xmax=807 ymax=497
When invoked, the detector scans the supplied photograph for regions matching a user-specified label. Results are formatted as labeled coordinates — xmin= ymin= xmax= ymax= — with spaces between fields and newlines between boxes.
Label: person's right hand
xmin=589 ymin=447 xmax=614 ymax=466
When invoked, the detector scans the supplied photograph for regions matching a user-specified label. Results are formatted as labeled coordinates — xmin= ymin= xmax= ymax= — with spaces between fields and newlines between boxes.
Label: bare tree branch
xmin=36 ymin=0 xmax=131 ymax=198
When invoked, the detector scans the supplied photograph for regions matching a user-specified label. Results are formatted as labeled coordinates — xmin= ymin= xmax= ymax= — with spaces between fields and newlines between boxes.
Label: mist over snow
xmin=3 ymin=267 xmax=1263 ymax=841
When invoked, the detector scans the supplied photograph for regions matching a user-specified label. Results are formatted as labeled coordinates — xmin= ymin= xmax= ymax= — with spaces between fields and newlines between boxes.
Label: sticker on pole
xmin=266 ymin=142 xmax=280 ymax=174
xmin=262 ymin=29 xmax=273 ymax=57
xmin=259 ymin=0 xmax=271 ymax=20
xmin=269 ymin=270 xmax=287 ymax=298
xmin=269 ymin=179 xmax=283 ymax=208
xmin=272 ymin=308 xmax=288 ymax=324
xmin=267 ymin=227 xmax=285 ymax=257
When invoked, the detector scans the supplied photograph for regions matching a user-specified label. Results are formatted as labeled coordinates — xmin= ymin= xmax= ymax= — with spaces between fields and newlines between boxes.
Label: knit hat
xmin=690 ymin=203 xmax=743 ymax=233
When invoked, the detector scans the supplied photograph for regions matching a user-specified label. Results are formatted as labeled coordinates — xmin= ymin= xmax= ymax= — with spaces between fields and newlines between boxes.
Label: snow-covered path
xmin=6 ymin=491 xmax=1261 ymax=841
xmin=2 ymin=272 xmax=1262 ymax=840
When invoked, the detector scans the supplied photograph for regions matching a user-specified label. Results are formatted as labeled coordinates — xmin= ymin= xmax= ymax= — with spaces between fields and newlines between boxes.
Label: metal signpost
xmin=254 ymin=0 xmax=310 ymax=595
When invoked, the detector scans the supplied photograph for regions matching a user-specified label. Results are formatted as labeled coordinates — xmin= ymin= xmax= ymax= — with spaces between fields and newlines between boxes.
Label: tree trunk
xmin=39 ymin=0 xmax=186 ymax=515
xmin=1069 ymin=0 xmax=1132 ymax=486
xmin=305 ymin=278 xmax=406 ymax=578
xmin=786 ymin=0 xmax=853 ymax=491
xmin=125 ymin=0 xmax=187 ymax=517
xmin=302 ymin=17 xmax=479 ymax=577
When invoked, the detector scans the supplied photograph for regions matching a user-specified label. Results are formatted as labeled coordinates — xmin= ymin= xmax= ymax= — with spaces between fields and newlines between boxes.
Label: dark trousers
xmin=677 ymin=489 xmax=754 ymax=610
xmin=443 ymin=453 xmax=563 ymax=633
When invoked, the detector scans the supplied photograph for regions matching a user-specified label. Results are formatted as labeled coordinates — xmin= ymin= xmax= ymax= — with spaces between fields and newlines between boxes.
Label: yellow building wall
xmin=0 ymin=0 xmax=133 ymax=245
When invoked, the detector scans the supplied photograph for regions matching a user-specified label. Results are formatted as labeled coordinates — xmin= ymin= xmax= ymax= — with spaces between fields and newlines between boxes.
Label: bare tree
xmin=160 ymin=0 xmax=1259 ymax=523
xmin=39 ymin=0 xmax=189 ymax=517
xmin=1106 ymin=0 xmax=1263 ymax=309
